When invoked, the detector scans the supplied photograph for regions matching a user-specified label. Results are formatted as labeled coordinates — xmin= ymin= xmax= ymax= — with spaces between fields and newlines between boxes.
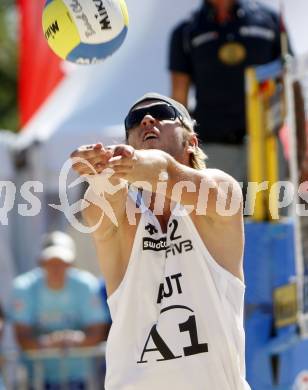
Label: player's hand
xmin=70 ymin=143 xmax=113 ymax=175
xmin=105 ymin=144 xmax=137 ymax=181
xmin=39 ymin=332 xmax=63 ymax=348
xmin=39 ymin=330 xmax=86 ymax=349
xmin=59 ymin=330 xmax=86 ymax=347
xmin=106 ymin=148 xmax=168 ymax=184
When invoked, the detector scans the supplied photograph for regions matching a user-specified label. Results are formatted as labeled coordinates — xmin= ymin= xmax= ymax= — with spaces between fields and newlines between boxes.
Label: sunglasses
xmin=124 ymin=103 xmax=182 ymax=131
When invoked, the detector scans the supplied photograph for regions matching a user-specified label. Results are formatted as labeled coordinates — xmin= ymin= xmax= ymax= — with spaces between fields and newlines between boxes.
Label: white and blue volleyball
xmin=42 ymin=0 xmax=129 ymax=64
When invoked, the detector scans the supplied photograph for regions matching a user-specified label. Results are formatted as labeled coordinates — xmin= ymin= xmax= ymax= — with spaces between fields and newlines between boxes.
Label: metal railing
xmin=1 ymin=344 xmax=106 ymax=390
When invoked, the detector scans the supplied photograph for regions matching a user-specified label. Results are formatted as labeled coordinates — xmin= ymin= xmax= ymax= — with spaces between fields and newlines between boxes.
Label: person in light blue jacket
xmin=11 ymin=232 xmax=110 ymax=389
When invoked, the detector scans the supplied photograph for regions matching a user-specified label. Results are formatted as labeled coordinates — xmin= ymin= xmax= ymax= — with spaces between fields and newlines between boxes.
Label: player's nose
xmin=141 ymin=115 xmax=156 ymax=127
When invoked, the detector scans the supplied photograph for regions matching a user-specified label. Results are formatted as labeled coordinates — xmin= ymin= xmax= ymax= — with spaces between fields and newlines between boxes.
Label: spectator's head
xmin=39 ymin=235 xmax=75 ymax=289
xmin=124 ymin=92 xmax=207 ymax=170
xmin=41 ymin=231 xmax=76 ymax=255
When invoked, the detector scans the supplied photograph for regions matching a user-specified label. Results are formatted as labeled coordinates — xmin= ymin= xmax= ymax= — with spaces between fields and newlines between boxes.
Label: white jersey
xmin=106 ymin=192 xmax=251 ymax=390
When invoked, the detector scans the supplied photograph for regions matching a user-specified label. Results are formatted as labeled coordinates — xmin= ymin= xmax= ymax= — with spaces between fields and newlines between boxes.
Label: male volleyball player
xmin=71 ymin=93 xmax=250 ymax=390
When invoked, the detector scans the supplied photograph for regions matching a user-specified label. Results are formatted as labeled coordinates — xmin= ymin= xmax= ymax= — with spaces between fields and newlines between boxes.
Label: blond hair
xmin=181 ymin=119 xmax=207 ymax=170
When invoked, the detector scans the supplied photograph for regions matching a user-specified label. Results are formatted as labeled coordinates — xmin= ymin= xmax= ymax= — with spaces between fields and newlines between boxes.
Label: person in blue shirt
xmin=11 ymin=238 xmax=109 ymax=389
xmin=169 ymin=0 xmax=306 ymax=185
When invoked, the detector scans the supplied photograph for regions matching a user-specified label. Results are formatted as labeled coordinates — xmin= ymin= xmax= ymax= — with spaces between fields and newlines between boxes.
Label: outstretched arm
xmin=71 ymin=143 xmax=130 ymax=240
xmin=106 ymin=146 xmax=243 ymax=221
xmin=71 ymin=143 xmax=243 ymax=282
xmin=14 ymin=324 xmax=106 ymax=350
xmin=71 ymin=144 xmax=137 ymax=294
xmin=106 ymin=146 xmax=244 ymax=280
xmin=171 ymin=72 xmax=191 ymax=107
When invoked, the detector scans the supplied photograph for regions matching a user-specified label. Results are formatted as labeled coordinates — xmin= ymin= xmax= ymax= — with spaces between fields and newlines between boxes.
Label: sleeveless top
xmin=105 ymin=191 xmax=251 ymax=390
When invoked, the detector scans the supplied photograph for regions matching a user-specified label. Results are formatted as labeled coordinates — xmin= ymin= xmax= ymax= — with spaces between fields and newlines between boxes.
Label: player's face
xmin=126 ymin=101 xmax=191 ymax=165
xmin=42 ymin=258 xmax=69 ymax=286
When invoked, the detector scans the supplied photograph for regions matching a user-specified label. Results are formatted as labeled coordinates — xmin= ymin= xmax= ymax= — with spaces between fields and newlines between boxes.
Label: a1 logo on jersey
xmin=137 ymin=308 xmax=208 ymax=364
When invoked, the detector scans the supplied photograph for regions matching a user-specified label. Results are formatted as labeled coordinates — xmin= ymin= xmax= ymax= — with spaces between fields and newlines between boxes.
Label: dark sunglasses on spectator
xmin=125 ymin=103 xmax=183 ymax=131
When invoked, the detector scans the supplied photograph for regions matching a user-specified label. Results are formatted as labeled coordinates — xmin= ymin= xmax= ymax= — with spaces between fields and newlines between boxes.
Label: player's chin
xmin=141 ymin=139 xmax=162 ymax=150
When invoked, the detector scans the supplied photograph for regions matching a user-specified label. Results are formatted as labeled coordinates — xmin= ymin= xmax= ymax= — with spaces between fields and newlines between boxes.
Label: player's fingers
xmin=70 ymin=144 xmax=100 ymax=157
xmin=93 ymin=143 xmax=104 ymax=151
xmin=71 ymin=152 xmax=113 ymax=170
xmin=113 ymin=145 xmax=135 ymax=158
xmin=70 ymin=144 xmax=112 ymax=161
xmin=71 ymin=159 xmax=97 ymax=172
xmin=71 ymin=150 xmax=110 ymax=161
xmin=74 ymin=166 xmax=96 ymax=176
xmin=108 ymin=164 xmax=133 ymax=173
xmin=111 ymin=171 xmax=130 ymax=179
xmin=73 ymin=158 xmax=110 ymax=175
xmin=78 ymin=167 xmax=107 ymax=176
xmin=79 ymin=143 xmax=104 ymax=152
xmin=107 ymin=156 xmax=134 ymax=167
xmin=85 ymin=156 xmax=110 ymax=169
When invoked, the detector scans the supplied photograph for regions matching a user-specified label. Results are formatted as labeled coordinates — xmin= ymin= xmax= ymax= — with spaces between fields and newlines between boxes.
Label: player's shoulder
xmin=171 ymin=7 xmax=202 ymax=35
xmin=201 ymin=167 xmax=240 ymax=183
xmin=171 ymin=21 xmax=191 ymax=40
xmin=13 ymin=268 xmax=43 ymax=291
xmin=201 ymin=168 xmax=243 ymax=194
xmin=13 ymin=267 xmax=43 ymax=293
xmin=67 ymin=267 xmax=100 ymax=290
xmin=243 ymin=0 xmax=279 ymax=24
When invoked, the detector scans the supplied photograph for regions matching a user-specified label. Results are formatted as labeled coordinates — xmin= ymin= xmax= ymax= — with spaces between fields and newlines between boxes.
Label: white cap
xmin=40 ymin=245 xmax=75 ymax=264
xmin=41 ymin=231 xmax=76 ymax=256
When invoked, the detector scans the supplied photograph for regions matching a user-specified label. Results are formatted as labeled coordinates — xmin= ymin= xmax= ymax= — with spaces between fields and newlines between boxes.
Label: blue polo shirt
xmin=169 ymin=0 xmax=284 ymax=144
xmin=11 ymin=268 xmax=108 ymax=384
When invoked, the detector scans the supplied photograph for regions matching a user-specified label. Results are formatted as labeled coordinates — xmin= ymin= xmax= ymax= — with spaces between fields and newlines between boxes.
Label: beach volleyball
xmin=42 ymin=0 xmax=129 ymax=64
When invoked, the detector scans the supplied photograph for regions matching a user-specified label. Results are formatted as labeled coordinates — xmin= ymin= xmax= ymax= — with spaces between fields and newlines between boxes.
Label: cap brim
xmin=40 ymin=246 xmax=75 ymax=264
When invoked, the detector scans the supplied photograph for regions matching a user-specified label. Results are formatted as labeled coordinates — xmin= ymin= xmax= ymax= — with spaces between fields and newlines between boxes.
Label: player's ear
xmin=185 ymin=134 xmax=198 ymax=155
